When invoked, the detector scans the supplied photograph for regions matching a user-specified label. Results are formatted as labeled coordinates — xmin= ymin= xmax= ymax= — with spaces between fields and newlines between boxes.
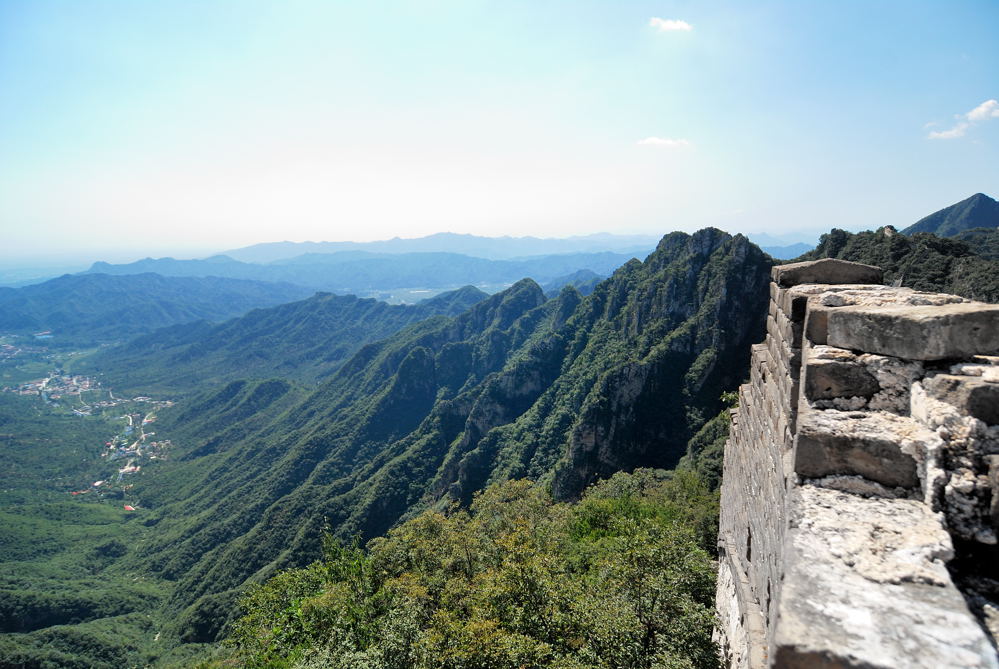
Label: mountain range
xmin=0 ymin=273 xmax=314 ymax=342
xmin=84 ymin=251 xmax=639 ymax=300
xmin=222 ymin=231 xmax=660 ymax=263
xmin=77 ymin=286 xmax=488 ymax=394
xmin=109 ymin=228 xmax=770 ymax=643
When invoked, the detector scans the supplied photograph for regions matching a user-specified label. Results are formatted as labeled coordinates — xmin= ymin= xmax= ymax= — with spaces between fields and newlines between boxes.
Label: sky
xmin=1 ymin=0 xmax=998 ymax=265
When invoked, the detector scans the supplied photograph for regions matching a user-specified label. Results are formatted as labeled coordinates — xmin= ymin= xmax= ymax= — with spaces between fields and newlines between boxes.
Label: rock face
xmin=716 ymin=259 xmax=999 ymax=668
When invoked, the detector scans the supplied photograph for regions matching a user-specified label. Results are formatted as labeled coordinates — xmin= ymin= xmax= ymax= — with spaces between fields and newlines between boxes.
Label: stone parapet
xmin=715 ymin=258 xmax=999 ymax=668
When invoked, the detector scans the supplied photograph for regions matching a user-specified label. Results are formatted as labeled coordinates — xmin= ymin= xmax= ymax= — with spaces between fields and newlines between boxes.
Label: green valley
xmin=1 ymin=228 xmax=768 ymax=667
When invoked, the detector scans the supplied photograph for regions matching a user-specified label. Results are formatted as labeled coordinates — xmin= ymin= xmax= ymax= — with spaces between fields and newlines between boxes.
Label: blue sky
xmin=1 ymin=0 xmax=998 ymax=262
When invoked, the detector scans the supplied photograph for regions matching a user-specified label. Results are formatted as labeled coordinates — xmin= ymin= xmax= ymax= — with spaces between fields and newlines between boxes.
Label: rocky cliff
xmin=716 ymin=258 xmax=999 ymax=668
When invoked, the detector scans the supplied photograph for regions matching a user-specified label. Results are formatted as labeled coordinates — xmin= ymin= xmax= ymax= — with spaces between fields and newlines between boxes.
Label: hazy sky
xmin=2 ymin=0 xmax=998 ymax=263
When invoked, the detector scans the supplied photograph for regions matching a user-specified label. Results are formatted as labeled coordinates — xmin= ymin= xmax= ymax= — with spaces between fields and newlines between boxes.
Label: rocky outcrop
xmin=716 ymin=258 xmax=999 ymax=668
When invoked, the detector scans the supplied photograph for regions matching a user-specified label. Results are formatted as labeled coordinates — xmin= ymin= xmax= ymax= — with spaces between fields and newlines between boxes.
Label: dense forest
xmin=76 ymin=286 xmax=489 ymax=394
xmin=217 ymin=471 xmax=721 ymax=669
xmin=797 ymin=227 xmax=999 ymax=303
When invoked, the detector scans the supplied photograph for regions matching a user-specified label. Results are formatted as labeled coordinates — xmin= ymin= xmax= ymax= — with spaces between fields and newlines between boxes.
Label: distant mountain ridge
xmin=901 ymin=192 xmax=999 ymax=236
xmin=84 ymin=250 xmax=641 ymax=298
xmin=222 ymin=231 xmax=660 ymax=263
xmin=541 ymin=269 xmax=603 ymax=297
xmin=759 ymin=242 xmax=814 ymax=259
xmin=78 ymin=286 xmax=489 ymax=393
xmin=0 ymin=273 xmax=313 ymax=341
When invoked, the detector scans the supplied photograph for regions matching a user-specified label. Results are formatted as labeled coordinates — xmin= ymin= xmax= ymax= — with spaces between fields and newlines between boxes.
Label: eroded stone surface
xmin=827 ymin=302 xmax=999 ymax=360
xmin=774 ymin=487 xmax=997 ymax=669
xmin=912 ymin=382 xmax=999 ymax=544
xmin=794 ymin=410 xmax=924 ymax=488
xmin=803 ymin=359 xmax=880 ymax=401
xmin=924 ymin=374 xmax=999 ymax=425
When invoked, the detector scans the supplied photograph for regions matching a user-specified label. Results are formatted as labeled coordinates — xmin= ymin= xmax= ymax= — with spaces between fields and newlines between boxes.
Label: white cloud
xmin=927 ymin=98 xmax=999 ymax=139
xmin=967 ymin=99 xmax=999 ymax=121
xmin=928 ymin=122 xmax=969 ymax=140
xmin=637 ymin=136 xmax=692 ymax=148
xmin=649 ymin=17 xmax=692 ymax=32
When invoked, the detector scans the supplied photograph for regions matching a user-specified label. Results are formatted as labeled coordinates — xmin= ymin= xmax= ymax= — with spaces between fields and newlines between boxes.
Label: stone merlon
xmin=771 ymin=258 xmax=883 ymax=288
xmin=716 ymin=258 xmax=999 ymax=669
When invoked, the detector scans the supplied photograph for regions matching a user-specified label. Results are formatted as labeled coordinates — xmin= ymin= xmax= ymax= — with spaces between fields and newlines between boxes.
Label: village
xmin=0 ymin=360 xmax=177 ymax=506
xmin=66 ymin=399 xmax=177 ymax=505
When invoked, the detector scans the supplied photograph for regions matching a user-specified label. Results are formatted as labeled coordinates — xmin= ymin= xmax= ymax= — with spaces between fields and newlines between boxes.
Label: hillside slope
xmin=76 ymin=286 xmax=488 ymax=393
xmin=0 ymin=273 xmax=313 ymax=342
xmin=114 ymin=228 xmax=770 ymax=643
xmin=901 ymin=192 xmax=999 ymax=236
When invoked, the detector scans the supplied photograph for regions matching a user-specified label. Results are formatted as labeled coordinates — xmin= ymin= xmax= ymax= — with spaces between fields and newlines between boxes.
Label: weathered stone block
xmin=772 ymin=258 xmax=883 ymax=288
xmin=803 ymin=359 xmax=880 ymax=401
xmin=923 ymin=374 xmax=999 ymax=425
xmin=794 ymin=410 xmax=922 ymax=488
xmin=826 ymin=302 xmax=999 ymax=360
xmin=774 ymin=486 xmax=997 ymax=669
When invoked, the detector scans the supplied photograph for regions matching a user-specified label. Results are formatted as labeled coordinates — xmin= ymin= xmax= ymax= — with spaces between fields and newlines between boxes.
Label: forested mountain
xmin=84 ymin=251 xmax=639 ymax=296
xmin=541 ymin=269 xmax=603 ymax=297
xmin=0 ymin=273 xmax=313 ymax=341
xmin=77 ymin=286 xmax=489 ymax=393
xmin=953 ymin=227 xmax=999 ymax=261
xmin=901 ymin=192 xmax=999 ymax=236
xmin=101 ymin=228 xmax=769 ymax=644
xmin=796 ymin=227 xmax=999 ymax=303
xmin=223 ymin=231 xmax=659 ymax=263
xmin=1 ymin=228 xmax=768 ymax=666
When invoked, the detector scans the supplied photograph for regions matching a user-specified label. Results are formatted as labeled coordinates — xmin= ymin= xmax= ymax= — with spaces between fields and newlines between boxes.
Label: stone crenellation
xmin=716 ymin=257 xmax=999 ymax=668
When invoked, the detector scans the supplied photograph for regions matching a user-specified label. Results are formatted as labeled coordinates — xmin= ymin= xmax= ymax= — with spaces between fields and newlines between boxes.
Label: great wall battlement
xmin=716 ymin=258 xmax=999 ymax=668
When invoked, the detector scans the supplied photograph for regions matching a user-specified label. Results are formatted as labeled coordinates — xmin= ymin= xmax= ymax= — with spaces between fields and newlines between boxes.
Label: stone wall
xmin=716 ymin=258 xmax=999 ymax=668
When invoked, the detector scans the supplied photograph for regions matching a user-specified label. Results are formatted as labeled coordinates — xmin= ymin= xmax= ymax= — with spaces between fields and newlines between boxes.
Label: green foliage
xmin=953 ymin=227 xmax=999 ymax=261
xmin=677 ymin=410 xmax=731 ymax=491
xmin=798 ymin=227 xmax=999 ymax=303
xmin=224 ymin=475 xmax=719 ymax=669
xmin=0 ymin=393 xmax=176 ymax=665
xmin=77 ymin=286 xmax=488 ymax=394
